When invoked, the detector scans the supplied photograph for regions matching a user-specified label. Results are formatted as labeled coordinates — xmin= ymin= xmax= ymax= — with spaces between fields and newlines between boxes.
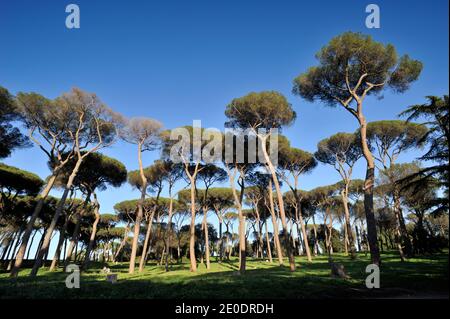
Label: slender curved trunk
xmin=325 ymin=208 xmax=334 ymax=257
xmin=188 ymin=176 xmax=197 ymax=272
xmin=393 ymin=189 xmax=413 ymax=258
xmin=312 ymin=214 xmax=319 ymax=255
xmin=358 ymin=112 xmax=381 ymax=266
xmin=186 ymin=163 xmax=199 ymax=272
xmin=355 ymin=224 xmax=362 ymax=252
xmin=165 ymin=197 xmax=174 ymax=272
xmin=341 ymin=187 xmax=357 ymax=259
xmin=10 ymin=174 xmax=57 ymax=277
xmin=1 ymin=232 xmax=15 ymax=261
xmin=295 ymin=200 xmax=312 ymax=262
xmin=224 ymin=222 xmax=231 ymax=260
xmin=82 ymin=193 xmax=100 ymax=270
xmin=26 ymin=230 xmax=37 ymax=260
xmin=31 ymin=158 xmax=83 ymax=277
xmin=64 ymin=193 xmax=90 ymax=269
xmin=218 ymin=216 xmax=223 ymax=262
xmin=226 ymin=166 xmax=246 ymax=274
xmin=267 ymin=180 xmax=283 ymax=265
xmin=49 ymin=217 xmax=70 ymax=271
xmin=254 ymin=207 xmax=264 ymax=259
xmin=261 ymin=140 xmax=295 ymax=271
xmin=129 ymin=143 xmax=147 ymax=274
xmin=7 ymin=229 xmax=24 ymax=270
xmin=139 ymin=209 xmax=156 ymax=271
xmin=264 ymin=221 xmax=273 ymax=262
xmin=202 ymin=207 xmax=211 ymax=270
xmin=113 ymin=223 xmax=130 ymax=262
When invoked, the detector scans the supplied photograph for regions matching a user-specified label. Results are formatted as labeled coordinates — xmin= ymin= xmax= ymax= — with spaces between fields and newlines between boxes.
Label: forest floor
xmin=0 ymin=251 xmax=448 ymax=299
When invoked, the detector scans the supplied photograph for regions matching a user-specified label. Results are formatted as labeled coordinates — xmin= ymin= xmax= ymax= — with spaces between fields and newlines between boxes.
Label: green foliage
xmin=225 ymin=91 xmax=296 ymax=130
xmin=293 ymin=32 xmax=422 ymax=105
xmin=366 ymin=120 xmax=428 ymax=165
xmin=399 ymin=95 xmax=449 ymax=214
xmin=315 ymin=132 xmax=362 ymax=168
xmin=0 ymin=163 xmax=44 ymax=196
xmin=278 ymin=136 xmax=317 ymax=176
xmin=56 ymin=152 xmax=127 ymax=193
xmin=0 ymin=86 xmax=30 ymax=158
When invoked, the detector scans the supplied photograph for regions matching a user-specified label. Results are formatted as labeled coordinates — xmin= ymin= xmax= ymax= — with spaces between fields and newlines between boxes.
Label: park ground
xmin=0 ymin=251 xmax=448 ymax=299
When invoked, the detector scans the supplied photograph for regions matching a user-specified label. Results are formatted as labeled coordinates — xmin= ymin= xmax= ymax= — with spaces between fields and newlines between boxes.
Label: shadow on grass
xmin=0 ymin=252 xmax=448 ymax=299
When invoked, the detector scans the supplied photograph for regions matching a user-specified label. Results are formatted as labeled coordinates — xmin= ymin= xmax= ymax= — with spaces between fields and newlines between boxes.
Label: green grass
xmin=0 ymin=251 xmax=448 ymax=299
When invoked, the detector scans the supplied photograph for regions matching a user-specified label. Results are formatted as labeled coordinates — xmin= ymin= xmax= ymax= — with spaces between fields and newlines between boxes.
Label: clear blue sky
xmin=0 ymin=0 xmax=448 ymax=254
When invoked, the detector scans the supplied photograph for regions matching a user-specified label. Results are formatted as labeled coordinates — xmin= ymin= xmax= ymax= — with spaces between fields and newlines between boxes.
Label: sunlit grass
xmin=0 ymin=251 xmax=448 ymax=299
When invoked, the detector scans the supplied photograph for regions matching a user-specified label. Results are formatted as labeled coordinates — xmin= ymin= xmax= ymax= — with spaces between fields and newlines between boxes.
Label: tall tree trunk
xmin=227 ymin=166 xmax=246 ymax=274
xmin=358 ymin=112 xmax=381 ymax=266
xmin=10 ymin=174 xmax=57 ymax=277
xmin=139 ymin=209 xmax=156 ymax=271
xmin=225 ymin=223 xmax=231 ymax=261
xmin=64 ymin=194 xmax=90 ymax=269
xmin=34 ymin=229 xmax=45 ymax=260
xmin=31 ymin=159 xmax=83 ymax=277
xmin=26 ymin=229 xmax=37 ymax=260
xmin=341 ymin=187 xmax=357 ymax=259
xmin=113 ymin=223 xmax=130 ymax=262
xmin=393 ymin=189 xmax=413 ymax=258
xmin=49 ymin=217 xmax=70 ymax=271
xmin=129 ymin=143 xmax=147 ymax=274
xmin=312 ymin=214 xmax=319 ymax=255
xmin=267 ymin=181 xmax=283 ymax=265
xmin=218 ymin=217 xmax=223 ymax=262
xmin=186 ymin=164 xmax=199 ymax=272
xmin=7 ymin=229 xmax=24 ymax=270
xmin=82 ymin=193 xmax=101 ymax=270
xmin=202 ymin=207 xmax=211 ymax=270
xmin=1 ymin=232 xmax=15 ymax=261
xmin=261 ymin=142 xmax=295 ymax=271
xmin=355 ymin=224 xmax=362 ymax=252
xmin=295 ymin=200 xmax=312 ymax=262
xmin=254 ymin=208 xmax=264 ymax=259
xmin=165 ymin=197 xmax=174 ymax=272
xmin=264 ymin=221 xmax=273 ymax=263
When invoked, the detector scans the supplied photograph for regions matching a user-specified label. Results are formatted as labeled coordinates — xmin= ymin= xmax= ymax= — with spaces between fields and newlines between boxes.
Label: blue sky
xmin=0 ymin=0 xmax=448 ymax=254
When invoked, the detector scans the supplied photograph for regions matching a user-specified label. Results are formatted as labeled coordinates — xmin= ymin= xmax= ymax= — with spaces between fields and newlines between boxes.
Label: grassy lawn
xmin=0 ymin=251 xmax=448 ymax=299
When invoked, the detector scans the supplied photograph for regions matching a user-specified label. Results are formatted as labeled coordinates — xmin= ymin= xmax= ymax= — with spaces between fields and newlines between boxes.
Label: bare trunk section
xmin=114 ymin=223 xmax=130 ymax=262
xmin=202 ymin=207 xmax=211 ymax=270
xmin=341 ymin=187 xmax=357 ymax=259
xmin=31 ymin=158 xmax=83 ymax=277
xmin=358 ymin=113 xmax=381 ymax=266
xmin=188 ymin=174 xmax=197 ymax=272
xmin=63 ymin=191 xmax=90 ymax=270
xmin=226 ymin=166 xmax=246 ymax=274
xmin=393 ymin=189 xmax=413 ymax=259
xmin=10 ymin=174 xmax=57 ymax=277
xmin=129 ymin=143 xmax=147 ymax=274
xmin=164 ymin=197 xmax=174 ymax=272
xmin=264 ymin=221 xmax=273 ymax=262
xmin=139 ymin=209 xmax=156 ymax=272
xmin=49 ymin=216 xmax=70 ymax=271
xmin=82 ymin=193 xmax=100 ymax=270
xmin=261 ymin=140 xmax=295 ymax=271
xmin=312 ymin=214 xmax=319 ymax=256
xmin=267 ymin=180 xmax=283 ymax=265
